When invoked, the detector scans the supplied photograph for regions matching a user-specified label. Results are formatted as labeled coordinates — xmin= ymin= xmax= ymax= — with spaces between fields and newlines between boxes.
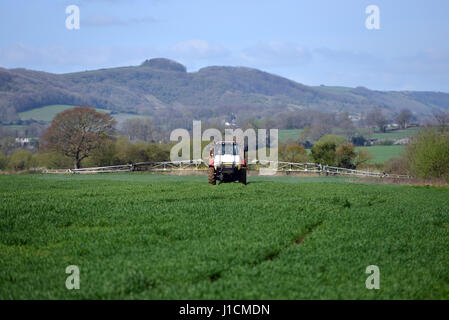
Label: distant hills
xmin=1 ymin=57 xmax=449 ymax=123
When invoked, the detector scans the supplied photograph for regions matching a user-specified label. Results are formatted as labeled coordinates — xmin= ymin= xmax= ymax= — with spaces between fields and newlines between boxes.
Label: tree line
xmin=1 ymin=106 xmax=448 ymax=182
xmin=0 ymin=107 xmax=172 ymax=171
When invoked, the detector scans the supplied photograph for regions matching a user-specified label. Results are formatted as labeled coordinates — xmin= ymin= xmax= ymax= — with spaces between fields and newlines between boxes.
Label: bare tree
xmin=121 ymin=118 xmax=155 ymax=142
xmin=0 ymin=136 xmax=17 ymax=155
xmin=0 ymin=107 xmax=19 ymax=124
xmin=395 ymin=109 xmax=413 ymax=129
xmin=366 ymin=109 xmax=388 ymax=133
xmin=41 ymin=107 xmax=116 ymax=169
xmin=0 ymin=126 xmax=12 ymax=140
xmin=334 ymin=112 xmax=356 ymax=139
xmin=433 ymin=111 xmax=449 ymax=132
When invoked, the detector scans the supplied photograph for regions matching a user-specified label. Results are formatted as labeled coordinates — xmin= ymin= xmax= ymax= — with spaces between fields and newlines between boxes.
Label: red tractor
xmin=208 ymin=141 xmax=247 ymax=185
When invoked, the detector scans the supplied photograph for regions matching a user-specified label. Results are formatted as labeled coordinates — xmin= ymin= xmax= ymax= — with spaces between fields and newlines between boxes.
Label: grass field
xmin=278 ymin=127 xmax=419 ymax=147
xmin=18 ymin=105 xmax=109 ymax=122
xmin=357 ymin=127 xmax=421 ymax=141
xmin=1 ymin=173 xmax=449 ymax=299
xmin=279 ymin=129 xmax=303 ymax=143
xmin=18 ymin=105 xmax=148 ymax=124
xmin=357 ymin=145 xmax=406 ymax=164
xmin=371 ymin=127 xmax=421 ymax=140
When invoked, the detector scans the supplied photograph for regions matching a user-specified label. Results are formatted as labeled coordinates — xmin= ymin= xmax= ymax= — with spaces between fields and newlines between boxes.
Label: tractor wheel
xmin=239 ymin=168 xmax=247 ymax=185
xmin=208 ymin=167 xmax=216 ymax=185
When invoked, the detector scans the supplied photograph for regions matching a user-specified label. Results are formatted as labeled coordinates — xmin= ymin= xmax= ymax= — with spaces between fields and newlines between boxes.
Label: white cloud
xmin=0 ymin=43 xmax=160 ymax=72
xmin=392 ymin=49 xmax=449 ymax=75
xmin=170 ymin=40 xmax=229 ymax=60
xmin=241 ymin=42 xmax=312 ymax=67
xmin=0 ymin=40 xmax=230 ymax=74
xmin=313 ymin=47 xmax=382 ymax=66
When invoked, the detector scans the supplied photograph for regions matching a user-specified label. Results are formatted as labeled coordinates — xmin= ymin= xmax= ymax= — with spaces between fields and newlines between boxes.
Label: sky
xmin=0 ymin=0 xmax=448 ymax=92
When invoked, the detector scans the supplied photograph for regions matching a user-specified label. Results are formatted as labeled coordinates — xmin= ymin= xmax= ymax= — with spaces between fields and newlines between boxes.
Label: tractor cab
xmin=208 ymin=141 xmax=247 ymax=185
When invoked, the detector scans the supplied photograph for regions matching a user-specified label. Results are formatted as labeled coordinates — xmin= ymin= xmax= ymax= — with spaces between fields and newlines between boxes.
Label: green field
xmin=18 ymin=105 xmax=148 ymax=124
xmin=1 ymin=174 xmax=449 ymax=299
xmin=371 ymin=127 xmax=421 ymax=140
xmin=18 ymin=105 xmax=109 ymax=122
xmin=278 ymin=127 xmax=419 ymax=147
xmin=279 ymin=129 xmax=303 ymax=143
xmin=357 ymin=127 xmax=421 ymax=141
xmin=357 ymin=145 xmax=406 ymax=164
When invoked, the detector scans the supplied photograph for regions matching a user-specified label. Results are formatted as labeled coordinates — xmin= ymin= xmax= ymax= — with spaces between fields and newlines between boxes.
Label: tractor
xmin=208 ymin=141 xmax=247 ymax=185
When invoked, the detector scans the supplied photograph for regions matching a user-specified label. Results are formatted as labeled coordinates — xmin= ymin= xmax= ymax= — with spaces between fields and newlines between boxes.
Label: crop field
xmin=357 ymin=145 xmax=406 ymax=164
xmin=1 ymin=174 xmax=449 ymax=299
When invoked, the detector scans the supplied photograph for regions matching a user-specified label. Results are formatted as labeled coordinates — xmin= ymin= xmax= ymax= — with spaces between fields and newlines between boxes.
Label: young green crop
xmin=0 ymin=174 xmax=448 ymax=299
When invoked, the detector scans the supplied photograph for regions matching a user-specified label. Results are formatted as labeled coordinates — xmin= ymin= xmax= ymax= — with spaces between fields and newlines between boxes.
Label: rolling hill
xmin=1 ymin=58 xmax=449 ymax=124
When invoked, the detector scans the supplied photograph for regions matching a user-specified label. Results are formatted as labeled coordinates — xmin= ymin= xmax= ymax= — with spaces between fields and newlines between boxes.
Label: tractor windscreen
xmin=217 ymin=143 xmax=239 ymax=155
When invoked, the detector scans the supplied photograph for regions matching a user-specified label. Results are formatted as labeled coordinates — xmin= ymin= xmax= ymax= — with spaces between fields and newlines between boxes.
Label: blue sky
xmin=1 ymin=0 xmax=448 ymax=91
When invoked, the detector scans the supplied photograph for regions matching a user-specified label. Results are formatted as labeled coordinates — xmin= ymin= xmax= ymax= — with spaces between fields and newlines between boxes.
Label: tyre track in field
xmin=204 ymin=220 xmax=323 ymax=283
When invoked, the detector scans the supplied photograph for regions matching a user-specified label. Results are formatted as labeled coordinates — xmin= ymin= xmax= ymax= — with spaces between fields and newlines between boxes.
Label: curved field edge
xmin=0 ymin=173 xmax=448 ymax=299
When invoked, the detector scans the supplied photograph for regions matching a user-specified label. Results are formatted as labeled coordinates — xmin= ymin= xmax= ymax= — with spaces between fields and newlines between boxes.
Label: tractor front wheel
xmin=208 ymin=167 xmax=216 ymax=185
